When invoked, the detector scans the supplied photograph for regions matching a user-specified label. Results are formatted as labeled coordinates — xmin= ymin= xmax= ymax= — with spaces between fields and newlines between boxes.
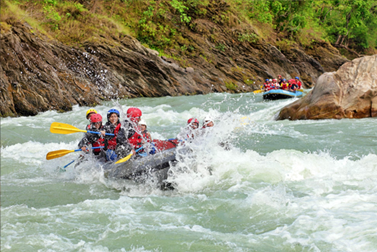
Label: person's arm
xmin=78 ymin=133 xmax=91 ymax=151
xmin=102 ymin=124 xmax=114 ymax=140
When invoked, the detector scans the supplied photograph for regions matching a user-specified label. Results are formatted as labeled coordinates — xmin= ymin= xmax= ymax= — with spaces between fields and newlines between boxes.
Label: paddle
xmin=50 ymin=122 xmax=114 ymax=136
xmin=115 ymin=147 xmax=143 ymax=164
xmin=46 ymin=147 xmax=103 ymax=160
xmin=63 ymin=160 xmax=75 ymax=169
xmin=253 ymin=85 xmax=265 ymax=93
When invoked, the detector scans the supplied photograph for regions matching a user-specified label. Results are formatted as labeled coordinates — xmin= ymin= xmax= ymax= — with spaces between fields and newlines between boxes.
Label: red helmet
xmin=90 ymin=114 xmax=102 ymax=123
xmin=127 ymin=107 xmax=142 ymax=122
xmin=187 ymin=118 xmax=199 ymax=125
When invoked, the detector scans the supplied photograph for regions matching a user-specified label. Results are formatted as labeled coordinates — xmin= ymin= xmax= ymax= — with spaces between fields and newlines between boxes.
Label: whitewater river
xmin=1 ymin=92 xmax=377 ymax=251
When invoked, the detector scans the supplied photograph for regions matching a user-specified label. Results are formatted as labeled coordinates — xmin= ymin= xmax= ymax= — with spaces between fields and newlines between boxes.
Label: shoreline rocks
xmin=277 ymin=55 xmax=377 ymax=120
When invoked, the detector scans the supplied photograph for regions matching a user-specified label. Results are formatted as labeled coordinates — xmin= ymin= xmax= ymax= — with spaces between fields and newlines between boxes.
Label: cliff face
xmin=0 ymin=18 xmax=348 ymax=117
xmin=0 ymin=22 xmax=219 ymax=117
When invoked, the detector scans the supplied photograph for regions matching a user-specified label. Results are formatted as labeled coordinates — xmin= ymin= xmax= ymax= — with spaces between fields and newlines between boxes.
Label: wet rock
xmin=277 ymin=55 xmax=377 ymax=120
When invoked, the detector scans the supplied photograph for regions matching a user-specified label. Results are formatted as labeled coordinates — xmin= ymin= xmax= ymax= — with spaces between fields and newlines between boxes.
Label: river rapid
xmin=1 ymin=92 xmax=377 ymax=252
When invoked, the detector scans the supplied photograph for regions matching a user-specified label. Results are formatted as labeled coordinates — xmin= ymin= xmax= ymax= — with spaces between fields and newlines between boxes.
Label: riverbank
xmin=1 ymin=0 xmax=366 ymax=117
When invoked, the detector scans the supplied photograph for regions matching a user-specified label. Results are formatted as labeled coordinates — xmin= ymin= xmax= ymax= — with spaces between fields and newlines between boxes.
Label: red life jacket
xmin=281 ymin=82 xmax=289 ymax=90
xmin=297 ymin=81 xmax=302 ymax=89
xmin=106 ymin=123 xmax=121 ymax=150
xmin=142 ymin=130 xmax=151 ymax=143
xmin=92 ymin=137 xmax=104 ymax=153
xmin=129 ymin=126 xmax=143 ymax=149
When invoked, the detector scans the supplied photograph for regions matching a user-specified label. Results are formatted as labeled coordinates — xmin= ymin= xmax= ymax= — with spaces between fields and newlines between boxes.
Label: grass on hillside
xmin=1 ymin=0 xmax=375 ymax=61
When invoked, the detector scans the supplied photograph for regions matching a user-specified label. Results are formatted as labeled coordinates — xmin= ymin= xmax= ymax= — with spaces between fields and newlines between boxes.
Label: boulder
xmin=277 ymin=55 xmax=377 ymax=120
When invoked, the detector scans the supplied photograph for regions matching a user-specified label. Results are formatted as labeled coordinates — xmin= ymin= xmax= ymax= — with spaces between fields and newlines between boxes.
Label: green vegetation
xmin=236 ymin=0 xmax=377 ymax=53
xmin=225 ymin=79 xmax=238 ymax=90
xmin=1 ymin=0 xmax=376 ymax=58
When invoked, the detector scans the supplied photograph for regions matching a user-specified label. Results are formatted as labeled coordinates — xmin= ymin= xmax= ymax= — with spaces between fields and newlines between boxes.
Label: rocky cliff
xmin=0 ymin=18 xmax=348 ymax=117
xmin=277 ymin=55 xmax=377 ymax=120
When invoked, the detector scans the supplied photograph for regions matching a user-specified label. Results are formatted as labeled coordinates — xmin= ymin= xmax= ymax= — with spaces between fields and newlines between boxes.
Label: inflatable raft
xmin=263 ymin=89 xmax=303 ymax=100
xmin=102 ymin=139 xmax=188 ymax=184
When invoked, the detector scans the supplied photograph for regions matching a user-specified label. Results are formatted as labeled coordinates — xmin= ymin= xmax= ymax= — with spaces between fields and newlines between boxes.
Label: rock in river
xmin=277 ymin=55 xmax=377 ymax=120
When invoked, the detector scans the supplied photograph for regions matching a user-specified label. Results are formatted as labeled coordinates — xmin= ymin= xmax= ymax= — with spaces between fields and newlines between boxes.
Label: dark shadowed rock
xmin=277 ymin=55 xmax=377 ymax=120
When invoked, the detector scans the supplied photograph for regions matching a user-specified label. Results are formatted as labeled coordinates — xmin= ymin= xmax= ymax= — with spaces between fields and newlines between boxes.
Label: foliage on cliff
xmin=1 ymin=0 xmax=376 ymax=61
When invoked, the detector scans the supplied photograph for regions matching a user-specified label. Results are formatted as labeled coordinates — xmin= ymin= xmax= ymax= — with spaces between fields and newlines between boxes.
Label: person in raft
xmin=202 ymin=116 xmax=214 ymax=129
xmin=273 ymin=79 xmax=281 ymax=89
xmin=139 ymin=120 xmax=152 ymax=142
xmin=268 ymin=78 xmax=279 ymax=90
xmin=139 ymin=120 xmax=156 ymax=155
xmin=85 ymin=108 xmax=97 ymax=130
xmin=295 ymin=76 xmax=302 ymax=89
xmin=280 ymin=79 xmax=289 ymax=90
xmin=78 ymin=113 xmax=105 ymax=159
xmin=199 ymin=115 xmax=215 ymax=138
xmin=263 ymin=79 xmax=270 ymax=91
xmin=115 ymin=107 xmax=142 ymax=158
xmin=178 ymin=118 xmax=200 ymax=141
xmin=102 ymin=109 xmax=123 ymax=161
xmin=289 ymin=80 xmax=299 ymax=92
xmin=277 ymin=75 xmax=284 ymax=85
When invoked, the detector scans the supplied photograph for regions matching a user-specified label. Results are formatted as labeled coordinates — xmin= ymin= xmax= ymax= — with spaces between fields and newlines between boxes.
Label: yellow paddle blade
xmin=50 ymin=122 xmax=87 ymax=134
xmin=298 ymin=89 xmax=303 ymax=92
xmin=253 ymin=90 xmax=263 ymax=94
xmin=46 ymin=149 xmax=75 ymax=160
xmin=115 ymin=153 xmax=133 ymax=164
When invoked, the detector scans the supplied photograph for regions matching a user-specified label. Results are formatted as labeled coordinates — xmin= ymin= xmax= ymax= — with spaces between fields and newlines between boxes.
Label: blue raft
xmin=263 ymin=89 xmax=303 ymax=100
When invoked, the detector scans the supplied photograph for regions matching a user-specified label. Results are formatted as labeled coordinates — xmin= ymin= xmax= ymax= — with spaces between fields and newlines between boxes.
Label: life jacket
xmin=281 ymin=82 xmax=289 ymax=89
xmin=106 ymin=123 xmax=121 ymax=150
xmin=92 ymin=136 xmax=104 ymax=154
xmin=296 ymin=81 xmax=302 ymax=89
xmin=129 ymin=126 xmax=143 ymax=149
xmin=142 ymin=130 xmax=151 ymax=143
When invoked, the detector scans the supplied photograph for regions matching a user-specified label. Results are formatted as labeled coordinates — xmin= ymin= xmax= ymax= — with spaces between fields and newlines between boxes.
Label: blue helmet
xmin=265 ymin=79 xmax=269 ymax=81
xmin=295 ymin=76 xmax=299 ymax=79
xmin=283 ymin=78 xmax=286 ymax=81
xmin=107 ymin=109 xmax=120 ymax=121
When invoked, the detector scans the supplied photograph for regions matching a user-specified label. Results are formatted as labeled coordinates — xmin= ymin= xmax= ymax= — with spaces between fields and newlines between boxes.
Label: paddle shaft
xmin=88 ymin=130 xmax=114 ymax=136
xmin=63 ymin=160 xmax=75 ymax=168
xmin=75 ymin=146 xmax=102 ymax=152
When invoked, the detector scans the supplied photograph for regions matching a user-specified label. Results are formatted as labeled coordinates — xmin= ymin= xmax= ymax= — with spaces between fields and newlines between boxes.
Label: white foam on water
xmin=2 ymin=93 xmax=377 ymax=251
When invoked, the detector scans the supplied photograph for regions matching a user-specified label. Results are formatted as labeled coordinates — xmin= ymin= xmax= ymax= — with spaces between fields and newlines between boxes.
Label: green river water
xmin=1 ymin=92 xmax=377 ymax=251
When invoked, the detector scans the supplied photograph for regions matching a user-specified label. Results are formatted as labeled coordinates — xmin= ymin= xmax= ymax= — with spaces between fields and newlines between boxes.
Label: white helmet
xmin=269 ymin=79 xmax=272 ymax=82
xmin=139 ymin=120 xmax=147 ymax=126
xmin=204 ymin=115 xmax=213 ymax=122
